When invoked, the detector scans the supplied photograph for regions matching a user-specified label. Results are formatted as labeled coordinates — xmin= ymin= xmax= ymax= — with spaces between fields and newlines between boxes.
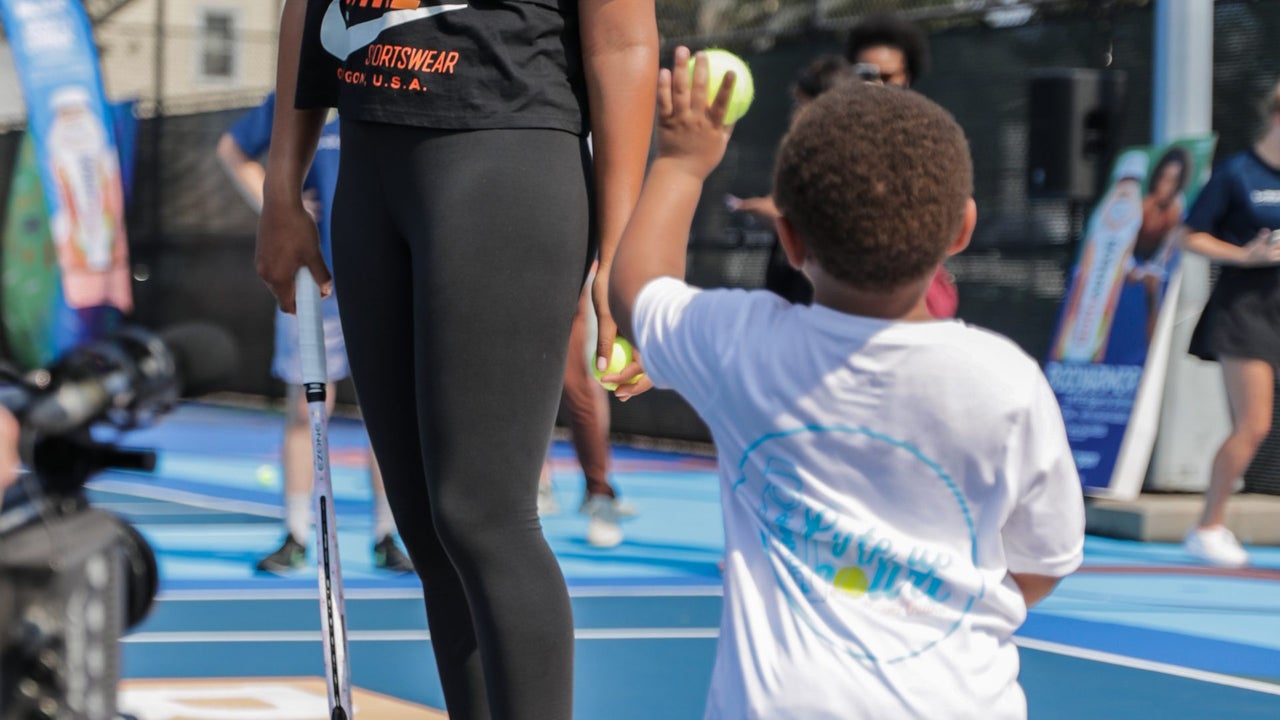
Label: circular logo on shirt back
xmin=732 ymin=425 xmax=986 ymax=664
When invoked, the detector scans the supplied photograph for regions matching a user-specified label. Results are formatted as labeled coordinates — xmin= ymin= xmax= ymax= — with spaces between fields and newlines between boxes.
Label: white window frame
xmin=195 ymin=6 xmax=239 ymax=85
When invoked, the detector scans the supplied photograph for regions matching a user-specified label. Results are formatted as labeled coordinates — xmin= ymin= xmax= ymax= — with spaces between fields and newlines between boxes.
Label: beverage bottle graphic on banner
xmin=47 ymin=85 xmax=130 ymax=307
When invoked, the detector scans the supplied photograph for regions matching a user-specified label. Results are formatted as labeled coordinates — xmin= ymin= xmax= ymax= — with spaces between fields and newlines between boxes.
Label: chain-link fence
xmin=6 ymin=1 xmax=1280 ymax=461
xmin=656 ymin=0 xmax=1132 ymax=51
xmin=619 ymin=0 xmax=1280 ymax=458
xmin=674 ymin=1 xmax=1156 ymax=358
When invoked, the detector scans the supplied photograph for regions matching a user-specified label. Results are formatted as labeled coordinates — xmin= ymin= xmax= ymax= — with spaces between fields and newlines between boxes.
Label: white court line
xmin=91 ymin=503 xmax=228 ymax=515
xmin=157 ymin=585 xmax=724 ymax=602
xmin=1013 ymin=636 xmax=1280 ymax=696
xmin=123 ymin=628 xmax=719 ymax=644
xmin=87 ymin=479 xmax=282 ymax=519
xmin=569 ymin=585 xmax=723 ymax=599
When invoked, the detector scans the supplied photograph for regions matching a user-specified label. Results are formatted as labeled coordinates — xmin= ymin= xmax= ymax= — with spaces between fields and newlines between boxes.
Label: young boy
xmin=610 ymin=48 xmax=1085 ymax=719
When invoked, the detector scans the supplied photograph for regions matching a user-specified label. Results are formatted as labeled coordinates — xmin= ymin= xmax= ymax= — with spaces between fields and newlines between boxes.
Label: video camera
xmin=0 ymin=324 xmax=237 ymax=720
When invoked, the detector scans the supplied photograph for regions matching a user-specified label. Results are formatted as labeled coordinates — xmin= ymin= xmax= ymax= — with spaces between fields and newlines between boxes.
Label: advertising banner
xmin=1046 ymin=136 xmax=1218 ymax=498
xmin=0 ymin=0 xmax=132 ymax=365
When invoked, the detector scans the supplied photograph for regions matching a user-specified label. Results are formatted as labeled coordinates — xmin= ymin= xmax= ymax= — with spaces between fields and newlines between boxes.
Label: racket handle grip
xmin=296 ymin=267 xmax=327 ymax=386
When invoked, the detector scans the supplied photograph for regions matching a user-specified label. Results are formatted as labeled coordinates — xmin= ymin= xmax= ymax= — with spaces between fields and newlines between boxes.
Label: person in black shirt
xmin=255 ymin=2 xmax=658 ymax=718
xmin=1181 ymin=81 xmax=1280 ymax=569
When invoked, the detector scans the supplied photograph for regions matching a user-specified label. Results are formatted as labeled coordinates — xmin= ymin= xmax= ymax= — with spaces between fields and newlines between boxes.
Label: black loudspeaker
xmin=1027 ymin=68 xmax=1128 ymax=202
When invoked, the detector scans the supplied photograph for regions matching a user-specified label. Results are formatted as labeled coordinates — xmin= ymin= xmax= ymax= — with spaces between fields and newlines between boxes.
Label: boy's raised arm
xmin=611 ymin=47 xmax=736 ymax=341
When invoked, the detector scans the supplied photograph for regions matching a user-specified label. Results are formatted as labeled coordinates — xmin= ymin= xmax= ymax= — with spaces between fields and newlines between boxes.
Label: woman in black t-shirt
xmin=256 ymin=2 xmax=658 ymax=718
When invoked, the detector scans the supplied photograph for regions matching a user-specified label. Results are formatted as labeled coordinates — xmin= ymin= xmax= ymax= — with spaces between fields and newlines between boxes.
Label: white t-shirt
xmin=633 ymin=278 xmax=1085 ymax=720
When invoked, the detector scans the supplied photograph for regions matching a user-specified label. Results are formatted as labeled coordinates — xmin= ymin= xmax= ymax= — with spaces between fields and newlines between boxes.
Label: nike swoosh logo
xmin=320 ymin=1 xmax=468 ymax=61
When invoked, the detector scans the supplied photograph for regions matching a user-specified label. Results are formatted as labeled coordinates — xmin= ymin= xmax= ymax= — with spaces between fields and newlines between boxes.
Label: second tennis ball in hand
xmin=593 ymin=337 xmax=637 ymax=391
xmin=687 ymin=49 xmax=755 ymax=126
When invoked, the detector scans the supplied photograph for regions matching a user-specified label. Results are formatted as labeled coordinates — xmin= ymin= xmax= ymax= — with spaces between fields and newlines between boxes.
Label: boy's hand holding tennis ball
xmin=657 ymin=46 xmax=753 ymax=180
xmin=595 ymin=337 xmax=653 ymax=401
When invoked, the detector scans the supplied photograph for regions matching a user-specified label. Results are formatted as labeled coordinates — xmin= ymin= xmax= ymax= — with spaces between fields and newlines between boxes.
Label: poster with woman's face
xmin=1045 ymin=137 xmax=1218 ymax=497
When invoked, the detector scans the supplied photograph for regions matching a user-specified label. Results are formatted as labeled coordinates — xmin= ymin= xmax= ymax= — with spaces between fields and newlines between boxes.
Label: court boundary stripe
xmin=155 ymin=586 xmax=725 ymax=601
xmin=88 ymin=479 xmax=282 ymax=519
xmin=1013 ymin=637 xmax=1280 ymax=695
xmin=123 ymin=628 xmax=719 ymax=643
xmin=119 ymin=629 xmax=1280 ymax=693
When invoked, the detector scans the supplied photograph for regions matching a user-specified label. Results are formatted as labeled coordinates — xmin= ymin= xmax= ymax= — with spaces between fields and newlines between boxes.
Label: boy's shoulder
xmin=905 ymin=321 xmax=1049 ymax=396
xmin=642 ymin=279 xmax=789 ymax=321
xmin=933 ymin=321 xmax=1036 ymax=359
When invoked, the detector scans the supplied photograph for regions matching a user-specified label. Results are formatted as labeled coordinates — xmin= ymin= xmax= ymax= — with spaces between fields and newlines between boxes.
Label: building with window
xmin=0 ymin=0 xmax=284 ymax=123
xmin=92 ymin=0 xmax=284 ymax=113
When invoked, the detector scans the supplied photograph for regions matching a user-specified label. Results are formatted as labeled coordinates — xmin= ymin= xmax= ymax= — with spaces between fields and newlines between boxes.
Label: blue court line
xmin=105 ymin=402 xmax=1280 ymax=719
xmin=132 ymin=595 xmax=724 ymax=634
xmin=88 ymin=474 xmax=375 ymax=518
xmin=86 ymin=486 xmax=281 ymax=526
xmin=1081 ymin=535 xmax=1280 ymax=568
xmin=1021 ymin=612 xmax=1280 ymax=680
xmin=122 ymin=636 xmax=717 ymax=720
xmin=130 ymin=589 xmax=1280 ymax=682
xmin=1017 ymin=645 xmax=1280 ymax=720
xmin=120 ymin=624 xmax=1280 ymax=720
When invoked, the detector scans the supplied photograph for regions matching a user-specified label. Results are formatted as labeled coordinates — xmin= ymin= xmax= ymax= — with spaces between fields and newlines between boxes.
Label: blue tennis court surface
xmin=92 ymin=403 xmax=1280 ymax=719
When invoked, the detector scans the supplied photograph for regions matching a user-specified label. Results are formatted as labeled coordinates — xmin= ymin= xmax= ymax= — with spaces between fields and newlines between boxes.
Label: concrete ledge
xmin=1085 ymin=493 xmax=1280 ymax=545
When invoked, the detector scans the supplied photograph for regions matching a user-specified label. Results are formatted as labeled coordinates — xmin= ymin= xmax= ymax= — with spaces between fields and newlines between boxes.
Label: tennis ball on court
xmin=687 ymin=49 xmax=755 ymax=125
xmin=256 ymin=464 xmax=277 ymax=486
xmin=593 ymin=337 xmax=637 ymax=391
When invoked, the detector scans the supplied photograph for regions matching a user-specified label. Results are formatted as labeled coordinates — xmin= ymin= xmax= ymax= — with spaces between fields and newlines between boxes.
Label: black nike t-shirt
xmin=297 ymin=0 xmax=588 ymax=135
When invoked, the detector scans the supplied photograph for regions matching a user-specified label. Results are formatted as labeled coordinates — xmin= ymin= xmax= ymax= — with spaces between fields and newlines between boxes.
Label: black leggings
xmin=331 ymin=120 xmax=593 ymax=720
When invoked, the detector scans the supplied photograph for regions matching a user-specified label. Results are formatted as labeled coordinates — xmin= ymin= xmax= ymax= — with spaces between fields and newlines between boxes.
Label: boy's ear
xmin=946 ymin=198 xmax=977 ymax=257
xmin=775 ymin=215 xmax=807 ymax=270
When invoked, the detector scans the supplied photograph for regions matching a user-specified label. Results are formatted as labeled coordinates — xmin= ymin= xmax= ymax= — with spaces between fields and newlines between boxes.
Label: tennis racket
xmin=296 ymin=267 xmax=353 ymax=720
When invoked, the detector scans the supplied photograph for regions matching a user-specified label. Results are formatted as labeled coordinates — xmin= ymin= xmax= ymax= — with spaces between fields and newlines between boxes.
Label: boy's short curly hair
xmin=773 ymin=82 xmax=972 ymax=291
xmin=845 ymin=13 xmax=930 ymax=84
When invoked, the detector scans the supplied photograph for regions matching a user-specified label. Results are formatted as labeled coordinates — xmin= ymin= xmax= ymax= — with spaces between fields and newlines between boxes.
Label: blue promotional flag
xmin=0 ymin=0 xmax=133 ymax=358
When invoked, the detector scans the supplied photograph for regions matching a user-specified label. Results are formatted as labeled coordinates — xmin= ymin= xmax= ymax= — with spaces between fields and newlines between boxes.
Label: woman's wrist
xmin=262 ymin=172 xmax=306 ymax=208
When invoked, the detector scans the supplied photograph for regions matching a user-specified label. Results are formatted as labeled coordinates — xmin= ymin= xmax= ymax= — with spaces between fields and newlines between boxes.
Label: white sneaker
xmin=1184 ymin=526 xmax=1249 ymax=568
xmin=587 ymin=516 xmax=624 ymax=548
xmin=582 ymin=495 xmax=625 ymax=548
xmin=579 ymin=495 xmax=638 ymax=519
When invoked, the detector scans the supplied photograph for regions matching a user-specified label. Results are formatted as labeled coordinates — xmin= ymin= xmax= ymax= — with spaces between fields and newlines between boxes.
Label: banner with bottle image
xmin=0 ymin=0 xmax=132 ymax=368
xmin=1046 ymin=136 xmax=1217 ymax=499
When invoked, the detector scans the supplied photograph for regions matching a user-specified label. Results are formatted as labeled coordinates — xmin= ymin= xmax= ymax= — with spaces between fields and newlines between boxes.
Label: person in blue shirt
xmin=217 ymin=93 xmax=412 ymax=574
xmin=1180 ymin=80 xmax=1280 ymax=569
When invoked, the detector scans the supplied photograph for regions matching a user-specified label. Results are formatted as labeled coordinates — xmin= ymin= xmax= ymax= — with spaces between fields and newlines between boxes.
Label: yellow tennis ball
xmin=593 ymin=337 xmax=636 ymax=391
xmin=256 ymin=464 xmax=277 ymax=486
xmin=687 ymin=49 xmax=755 ymax=125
